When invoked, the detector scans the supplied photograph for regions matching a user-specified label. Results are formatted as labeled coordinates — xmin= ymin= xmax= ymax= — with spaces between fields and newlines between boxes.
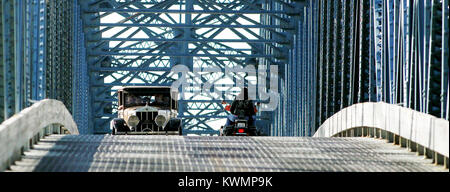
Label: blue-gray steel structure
xmin=275 ymin=0 xmax=449 ymax=136
xmin=296 ymin=0 xmax=449 ymax=136
xmin=73 ymin=0 xmax=304 ymax=134
xmin=0 ymin=0 xmax=73 ymax=122
xmin=0 ymin=0 xmax=448 ymax=136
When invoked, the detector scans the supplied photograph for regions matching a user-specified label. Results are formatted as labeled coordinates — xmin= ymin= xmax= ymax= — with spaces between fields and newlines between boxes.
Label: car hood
xmin=136 ymin=105 xmax=161 ymax=112
xmin=125 ymin=105 xmax=161 ymax=113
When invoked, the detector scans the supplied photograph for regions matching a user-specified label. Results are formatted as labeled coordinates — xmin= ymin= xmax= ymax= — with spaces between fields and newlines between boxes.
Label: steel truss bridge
xmin=0 ymin=0 xmax=448 ymax=172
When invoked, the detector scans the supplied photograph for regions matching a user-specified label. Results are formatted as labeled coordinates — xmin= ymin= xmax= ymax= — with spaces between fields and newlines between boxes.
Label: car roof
xmin=118 ymin=86 xmax=178 ymax=93
xmin=118 ymin=86 xmax=169 ymax=90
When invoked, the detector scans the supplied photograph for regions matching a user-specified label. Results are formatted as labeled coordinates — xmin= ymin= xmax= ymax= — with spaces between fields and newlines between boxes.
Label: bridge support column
xmin=28 ymin=138 xmax=33 ymax=150
xmin=386 ymin=132 xmax=394 ymax=143
xmin=380 ymin=130 xmax=386 ymax=140
xmin=22 ymin=140 xmax=30 ymax=154
xmin=445 ymin=157 xmax=448 ymax=169
xmin=39 ymin=129 xmax=45 ymax=140
xmin=399 ymin=137 xmax=407 ymax=148
xmin=374 ymin=128 xmax=379 ymax=138
xmin=32 ymin=134 xmax=39 ymax=145
xmin=44 ymin=125 xmax=52 ymax=136
xmin=393 ymin=134 xmax=400 ymax=145
xmin=8 ymin=149 xmax=21 ymax=168
xmin=355 ymin=128 xmax=362 ymax=137
xmin=408 ymin=141 xmax=417 ymax=152
xmin=29 ymin=137 xmax=34 ymax=149
xmin=425 ymin=148 xmax=434 ymax=163
xmin=52 ymin=124 xmax=61 ymax=134
xmin=417 ymin=144 xmax=424 ymax=156
xmin=434 ymin=153 xmax=444 ymax=166
xmin=27 ymin=133 xmax=39 ymax=151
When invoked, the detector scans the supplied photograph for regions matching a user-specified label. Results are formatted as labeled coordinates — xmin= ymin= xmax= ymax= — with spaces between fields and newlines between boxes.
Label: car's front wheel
xmin=166 ymin=118 xmax=182 ymax=135
xmin=111 ymin=118 xmax=128 ymax=134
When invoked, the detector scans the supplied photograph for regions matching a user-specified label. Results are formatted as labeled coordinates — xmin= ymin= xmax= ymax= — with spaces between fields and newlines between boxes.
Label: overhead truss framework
xmin=76 ymin=0 xmax=304 ymax=134
xmin=1 ymin=0 xmax=446 ymax=137
xmin=74 ymin=0 xmax=449 ymax=135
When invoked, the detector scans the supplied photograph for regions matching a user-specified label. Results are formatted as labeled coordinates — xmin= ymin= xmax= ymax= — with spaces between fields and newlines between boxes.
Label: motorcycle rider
xmin=224 ymin=87 xmax=257 ymax=127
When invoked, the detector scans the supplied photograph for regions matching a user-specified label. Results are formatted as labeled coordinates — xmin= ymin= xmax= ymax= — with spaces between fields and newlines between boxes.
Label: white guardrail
xmin=314 ymin=102 xmax=449 ymax=168
xmin=0 ymin=99 xmax=78 ymax=171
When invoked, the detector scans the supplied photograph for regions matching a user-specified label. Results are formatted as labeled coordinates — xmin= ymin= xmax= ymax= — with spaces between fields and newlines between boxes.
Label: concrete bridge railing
xmin=314 ymin=102 xmax=449 ymax=169
xmin=0 ymin=99 xmax=78 ymax=171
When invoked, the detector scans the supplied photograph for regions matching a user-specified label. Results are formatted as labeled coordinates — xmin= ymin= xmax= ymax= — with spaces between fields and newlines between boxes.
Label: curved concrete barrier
xmin=0 ymin=99 xmax=78 ymax=171
xmin=314 ymin=102 xmax=449 ymax=161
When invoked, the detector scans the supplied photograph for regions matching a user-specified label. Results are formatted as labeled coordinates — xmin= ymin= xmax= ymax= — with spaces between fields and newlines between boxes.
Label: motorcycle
xmin=220 ymin=100 xmax=259 ymax=136
xmin=220 ymin=116 xmax=258 ymax=136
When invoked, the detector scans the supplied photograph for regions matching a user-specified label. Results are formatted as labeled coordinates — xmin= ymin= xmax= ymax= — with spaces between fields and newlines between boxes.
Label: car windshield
xmin=124 ymin=92 xmax=171 ymax=108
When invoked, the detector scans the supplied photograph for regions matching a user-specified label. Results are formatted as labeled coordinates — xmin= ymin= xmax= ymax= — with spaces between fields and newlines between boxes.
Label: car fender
xmin=111 ymin=118 xmax=129 ymax=131
xmin=166 ymin=118 xmax=182 ymax=131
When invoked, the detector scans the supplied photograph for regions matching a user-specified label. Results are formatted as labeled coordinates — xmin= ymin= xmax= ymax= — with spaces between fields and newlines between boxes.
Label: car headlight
xmin=155 ymin=115 xmax=167 ymax=127
xmin=127 ymin=115 xmax=140 ymax=127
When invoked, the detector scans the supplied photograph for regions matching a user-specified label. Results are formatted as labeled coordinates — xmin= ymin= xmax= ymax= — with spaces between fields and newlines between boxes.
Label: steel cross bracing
xmin=268 ymin=0 xmax=448 ymax=136
xmin=46 ymin=1 xmax=74 ymax=112
xmin=296 ymin=0 xmax=449 ymax=135
xmin=75 ymin=0 xmax=304 ymax=135
xmin=1 ymin=0 xmax=447 ymax=137
xmin=0 ymin=0 xmax=73 ymax=123
xmin=72 ymin=0 xmax=447 ymax=136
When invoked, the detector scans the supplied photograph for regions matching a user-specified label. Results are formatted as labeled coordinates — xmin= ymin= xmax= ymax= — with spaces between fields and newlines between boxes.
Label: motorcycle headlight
xmin=127 ymin=115 xmax=140 ymax=127
xmin=155 ymin=115 xmax=167 ymax=127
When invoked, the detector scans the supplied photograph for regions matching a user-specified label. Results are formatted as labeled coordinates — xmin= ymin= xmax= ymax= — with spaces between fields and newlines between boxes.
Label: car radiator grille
xmin=136 ymin=112 xmax=158 ymax=131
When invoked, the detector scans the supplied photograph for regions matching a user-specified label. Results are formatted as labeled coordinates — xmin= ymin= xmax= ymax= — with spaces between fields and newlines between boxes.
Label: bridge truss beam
xmin=0 ymin=0 xmax=73 ymax=123
xmin=2 ymin=0 xmax=446 ymax=137
xmin=75 ymin=0 xmax=304 ymax=135
xmin=296 ymin=0 xmax=449 ymax=136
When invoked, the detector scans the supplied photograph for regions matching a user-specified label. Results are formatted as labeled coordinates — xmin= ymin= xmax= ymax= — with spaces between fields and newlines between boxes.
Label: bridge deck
xmin=9 ymin=135 xmax=445 ymax=172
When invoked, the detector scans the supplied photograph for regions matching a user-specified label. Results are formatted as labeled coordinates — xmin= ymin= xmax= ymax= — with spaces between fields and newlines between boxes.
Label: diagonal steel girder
xmin=81 ymin=0 xmax=296 ymax=134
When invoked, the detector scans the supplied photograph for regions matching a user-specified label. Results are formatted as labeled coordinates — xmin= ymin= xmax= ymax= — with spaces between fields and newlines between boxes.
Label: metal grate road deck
xmin=9 ymin=135 xmax=446 ymax=172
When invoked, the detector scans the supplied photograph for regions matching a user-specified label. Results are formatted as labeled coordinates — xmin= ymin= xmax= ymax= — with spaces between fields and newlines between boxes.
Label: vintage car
xmin=110 ymin=86 xmax=182 ymax=135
